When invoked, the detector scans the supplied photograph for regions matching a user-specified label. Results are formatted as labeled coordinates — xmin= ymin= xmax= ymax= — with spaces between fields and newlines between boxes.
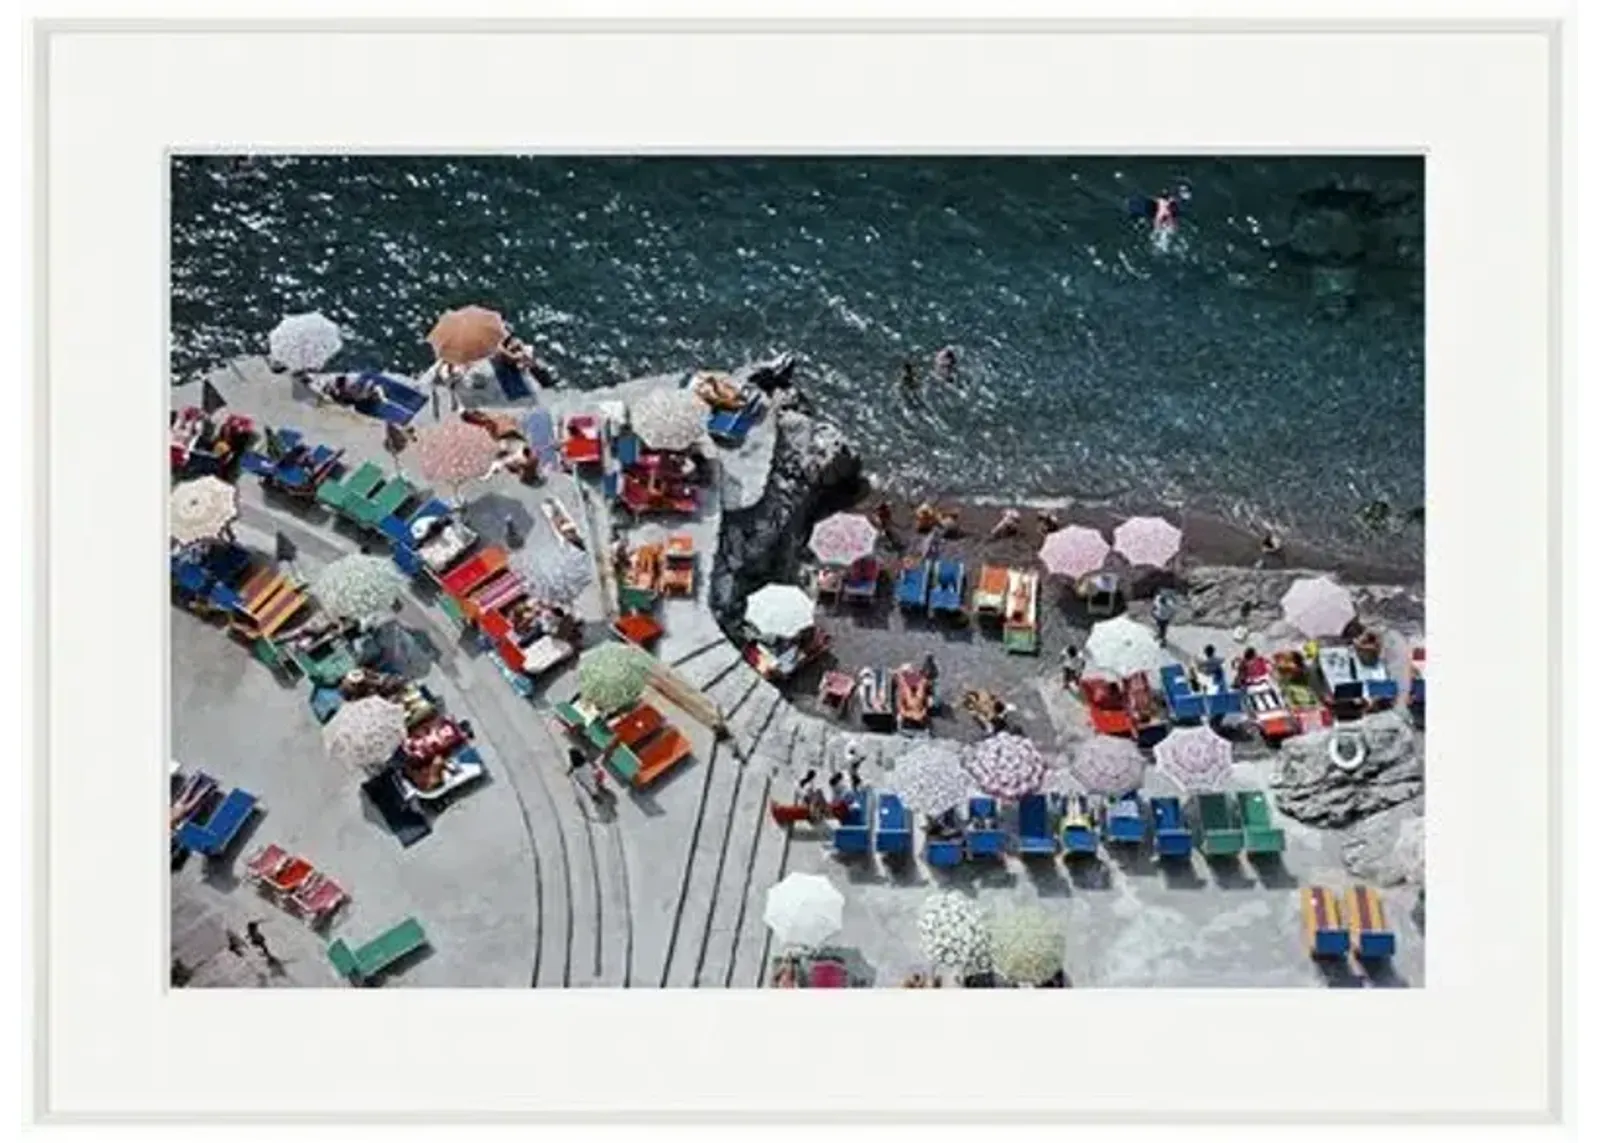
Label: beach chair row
xmin=243 ymin=843 xmax=349 ymax=927
xmin=553 ymin=695 xmax=694 ymax=790
xmin=816 ymin=664 xmax=932 ymax=728
xmin=1302 ymin=884 xmax=1397 ymax=962
xmin=619 ymin=534 xmax=698 ymax=613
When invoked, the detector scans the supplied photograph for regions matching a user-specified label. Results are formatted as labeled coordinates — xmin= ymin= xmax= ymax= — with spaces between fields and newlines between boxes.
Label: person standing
xmin=1060 ymin=644 xmax=1086 ymax=690
xmin=1151 ymin=589 xmax=1177 ymax=645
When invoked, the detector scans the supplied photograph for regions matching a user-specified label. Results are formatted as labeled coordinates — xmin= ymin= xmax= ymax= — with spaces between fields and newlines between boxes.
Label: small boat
xmin=541 ymin=498 xmax=586 ymax=550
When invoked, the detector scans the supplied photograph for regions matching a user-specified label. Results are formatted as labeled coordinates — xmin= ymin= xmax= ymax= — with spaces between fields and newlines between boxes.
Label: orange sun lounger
xmin=973 ymin=564 xmax=1010 ymax=619
xmin=439 ymin=546 xmax=509 ymax=599
xmin=1301 ymin=885 xmax=1351 ymax=959
xmin=230 ymin=566 xmax=309 ymax=640
xmin=1345 ymin=885 xmax=1397 ymax=960
xmin=1080 ymin=677 xmax=1134 ymax=737
xmin=633 ymin=727 xmax=693 ymax=788
xmin=659 ymin=534 xmax=696 ymax=596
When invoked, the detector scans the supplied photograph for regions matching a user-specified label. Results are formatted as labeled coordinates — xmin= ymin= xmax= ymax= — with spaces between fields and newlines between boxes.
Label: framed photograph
xmin=29 ymin=8 xmax=1566 ymax=1124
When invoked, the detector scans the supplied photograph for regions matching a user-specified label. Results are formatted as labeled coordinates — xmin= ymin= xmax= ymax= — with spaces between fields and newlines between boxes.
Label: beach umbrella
xmin=743 ymin=584 xmax=816 ymax=641
xmin=990 ymin=905 xmax=1066 ymax=986
xmin=411 ymin=418 xmax=500 ymax=491
xmin=918 ymin=892 xmax=993 ymax=973
xmin=322 ymin=696 xmax=408 ymax=773
xmin=512 ymin=542 xmax=593 ymax=606
xmin=1153 ymin=725 xmax=1235 ymax=793
xmin=763 ymin=872 xmax=845 ymax=949
xmin=889 ymin=742 xmax=973 ymax=816
xmin=1281 ymin=575 xmax=1356 ymax=638
xmin=1038 ymin=524 xmax=1110 ymax=579
xmin=962 ymin=733 xmax=1048 ymax=800
xmin=1113 ymin=515 xmax=1183 ymax=569
xmin=169 ymin=476 xmax=238 ymax=545
xmin=268 ymin=311 xmax=343 ymax=373
xmin=577 ymin=642 xmax=652 ymax=713
xmin=808 ymin=512 xmax=879 ymax=566
xmin=630 ymin=387 xmax=710 ymax=453
xmin=200 ymin=379 xmax=228 ymax=414
xmin=311 ymin=553 xmax=402 ymax=625
xmin=1085 ymin=615 xmax=1166 ymax=678
xmin=1066 ymin=734 xmax=1146 ymax=796
xmin=427 ymin=305 xmax=508 ymax=366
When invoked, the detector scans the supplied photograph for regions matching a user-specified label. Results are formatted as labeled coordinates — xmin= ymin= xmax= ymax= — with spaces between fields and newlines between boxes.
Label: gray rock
xmin=1273 ymin=709 xmax=1423 ymax=828
xmin=1176 ymin=566 xmax=1424 ymax=635
xmin=1341 ymin=802 xmax=1425 ymax=886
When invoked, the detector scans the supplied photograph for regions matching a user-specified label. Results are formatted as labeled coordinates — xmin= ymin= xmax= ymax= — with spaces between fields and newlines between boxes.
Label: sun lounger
xmin=1204 ymin=679 xmax=1245 ymax=721
xmin=1407 ymin=646 xmax=1425 ymax=728
xmin=1102 ymin=792 xmax=1147 ymax=846
xmin=291 ymin=872 xmax=349 ymax=927
xmin=1080 ymin=677 xmax=1134 ymax=737
xmin=1060 ymin=795 xmax=1099 ymax=856
xmin=1245 ymin=680 xmax=1299 ymax=741
xmin=1301 ymin=886 xmax=1350 ymax=959
xmin=265 ymin=855 xmax=316 ymax=897
xmin=518 ymin=408 xmax=557 ymax=471
xmin=173 ymin=786 xmax=259 ymax=858
xmin=708 ymin=392 xmax=764 ymax=445
xmin=562 ymin=413 xmax=605 ymax=467
xmin=964 ymin=796 xmax=1006 ymax=859
xmin=875 ymin=793 xmax=913 ymax=855
xmin=349 ymin=475 xmax=419 ymax=530
xmin=242 ymin=843 xmax=289 ymax=885
xmin=857 ymin=667 xmax=896 ymax=731
xmin=439 ymin=546 xmax=508 ymax=600
xmin=973 ymin=564 xmax=1009 ymax=620
xmin=928 ymin=558 xmax=965 ymax=615
xmin=1193 ymin=792 xmax=1245 ymax=858
xmin=842 ymin=557 xmax=881 ymax=604
xmin=1124 ymin=671 xmax=1167 ymax=745
xmin=1016 ymin=793 xmax=1059 ymax=856
xmin=806 ymin=955 xmax=849 ymax=988
xmin=1002 ymin=570 xmax=1040 ymax=654
xmin=818 ymin=670 xmax=855 ymax=716
xmin=367 ymin=372 xmax=430 ymax=424
xmin=832 ymin=791 xmax=872 ymax=855
xmin=925 ymin=832 xmax=965 ymax=867
xmin=621 ymin=544 xmax=662 ymax=612
xmin=633 ymin=727 xmax=693 ymax=787
xmin=814 ymin=565 xmax=843 ymax=604
xmin=327 ymin=916 xmax=429 ymax=985
xmin=1236 ymin=789 xmax=1286 ymax=856
xmin=1345 ymin=885 xmax=1396 ymax=960
xmin=659 ymin=534 xmax=696 ymax=596
xmin=289 ymin=636 xmax=359 ymax=688
xmin=1149 ymin=795 xmax=1192 ymax=859
xmin=315 ymin=459 xmax=385 ymax=513
xmin=359 ymin=770 xmax=432 ymax=847
xmin=400 ymin=744 xmax=488 ymax=802
xmin=1160 ymin=664 xmax=1208 ymax=723
xmin=893 ymin=665 xmax=931 ymax=728
xmin=613 ymin=612 xmax=664 ymax=648
xmin=1317 ymin=645 xmax=1366 ymax=708
xmin=308 ymin=684 xmax=344 ymax=724
xmin=896 ymin=559 xmax=932 ymax=610
xmin=1080 ymin=571 xmax=1122 ymax=618
xmin=467 ymin=570 xmax=528 ymax=618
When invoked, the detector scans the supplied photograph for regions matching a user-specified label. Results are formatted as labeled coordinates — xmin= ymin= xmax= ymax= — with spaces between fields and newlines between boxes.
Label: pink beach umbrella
xmin=1038 ymin=525 xmax=1110 ymax=579
xmin=1112 ymin=516 xmax=1183 ymax=569
xmin=808 ymin=512 xmax=879 ymax=566
xmin=1066 ymin=735 xmax=1146 ymax=796
xmin=1281 ymin=575 xmax=1356 ymax=639
xmin=410 ymin=418 xmax=500 ymax=493
xmin=1153 ymin=725 xmax=1234 ymax=793
xmin=962 ymin=733 xmax=1048 ymax=801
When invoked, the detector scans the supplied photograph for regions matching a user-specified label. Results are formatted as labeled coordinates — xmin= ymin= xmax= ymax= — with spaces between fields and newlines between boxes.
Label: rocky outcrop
xmin=710 ymin=401 xmax=862 ymax=623
xmin=1341 ymin=802 xmax=1425 ymax=886
xmin=1176 ymin=566 xmax=1424 ymax=632
xmin=1273 ymin=710 xmax=1424 ymax=828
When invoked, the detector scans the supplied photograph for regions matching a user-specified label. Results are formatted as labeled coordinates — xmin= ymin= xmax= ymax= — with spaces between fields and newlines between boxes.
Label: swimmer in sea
xmin=899 ymin=358 xmax=920 ymax=396
xmin=1152 ymin=190 xmax=1179 ymax=232
xmin=934 ymin=346 xmax=957 ymax=380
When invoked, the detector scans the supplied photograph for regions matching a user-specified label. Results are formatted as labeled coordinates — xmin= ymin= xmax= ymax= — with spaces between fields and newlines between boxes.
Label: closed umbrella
xmin=744 ymin=584 xmax=816 ymax=641
xmin=991 ymin=905 xmax=1066 ymax=986
xmin=630 ymin=387 xmax=710 ymax=453
xmin=1113 ymin=516 xmax=1183 ymax=569
xmin=427 ymin=305 xmax=507 ymax=366
xmin=963 ymin=733 xmax=1048 ymax=800
xmin=322 ymin=696 xmax=408 ymax=773
xmin=311 ymin=554 xmax=402 ymax=625
xmin=1153 ymin=725 xmax=1234 ymax=792
xmin=268 ymin=311 xmax=343 ymax=373
xmin=1038 ymin=524 xmax=1110 ymax=579
xmin=808 ymin=512 xmax=879 ymax=566
xmin=763 ymin=872 xmax=844 ymax=949
xmin=1281 ymin=575 xmax=1356 ymax=638
xmin=512 ymin=543 xmax=593 ymax=606
xmin=1067 ymin=734 xmax=1146 ymax=795
xmin=169 ymin=476 xmax=238 ymax=545
xmin=411 ymin=419 xmax=500 ymax=493
xmin=889 ymin=742 xmax=973 ymax=816
xmin=1085 ymin=615 xmax=1166 ymax=678
xmin=918 ymin=892 xmax=993 ymax=973
xmin=577 ymin=642 xmax=652 ymax=713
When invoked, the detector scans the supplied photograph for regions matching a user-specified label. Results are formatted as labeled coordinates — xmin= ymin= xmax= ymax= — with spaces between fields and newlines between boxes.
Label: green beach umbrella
xmin=577 ymin=642 xmax=652 ymax=713
xmin=991 ymin=905 xmax=1066 ymax=986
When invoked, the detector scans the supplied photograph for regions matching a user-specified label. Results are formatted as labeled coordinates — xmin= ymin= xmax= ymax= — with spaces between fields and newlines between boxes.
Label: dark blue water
xmin=170 ymin=155 xmax=1424 ymax=560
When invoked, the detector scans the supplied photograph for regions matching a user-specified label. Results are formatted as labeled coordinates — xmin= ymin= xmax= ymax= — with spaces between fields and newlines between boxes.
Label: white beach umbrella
xmin=268 ymin=311 xmax=343 ymax=373
xmin=322 ymin=696 xmax=408 ymax=773
xmin=1066 ymin=735 xmax=1146 ymax=796
xmin=808 ymin=512 xmax=879 ymax=566
xmin=990 ymin=905 xmax=1066 ymax=986
xmin=962 ymin=733 xmax=1049 ymax=801
xmin=1112 ymin=516 xmax=1184 ymax=569
xmin=744 ymin=584 xmax=816 ymax=641
xmin=311 ymin=553 xmax=403 ymax=625
xmin=169 ymin=476 xmax=238 ymax=545
xmin=763 ymin=872 xmax=845 ymax=949
xmin=512 ymin=542 xmax=594 ymax=606
xmin=1085 ymin=614 xmax=1167 ymax=678
xmin=1281 ymin=575 xmax=1356 ymax=638
xmin=1038 ymin=524 xmax=1111 ymax=579
xmin=889 ymin=742 xmax=974 ymax=816
xmin=1152 ymin=725 xmax=1234 ymax=793
xmin=630 ymin=387 xmax=710 ymax=453
xmin=918 ymin=892 xmax=993 ymax=973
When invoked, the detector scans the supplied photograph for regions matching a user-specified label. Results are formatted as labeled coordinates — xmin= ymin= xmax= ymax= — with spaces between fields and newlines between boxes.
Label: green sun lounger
xmin=1236 ymin=790 xmax=1286 ymax=856
xmin=316 ymin=460 xmax=386 ymax=513
xmin=1193 ymin=792 xmax=1245 ymax=858
xmin=349 ymin=475 xmax=418 ymax=529
xmin=604 ymin=743 xmax=642 ymax=785
xmin=327 ymin=917 xmax=429 ymax=985
xmin=289 ymin=637 xmax=359 ymax=687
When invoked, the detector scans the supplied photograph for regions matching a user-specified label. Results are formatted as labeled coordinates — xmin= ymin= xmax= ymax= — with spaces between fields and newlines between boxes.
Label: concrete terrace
xmin=171 ymin=359 xmax=1422 ymax=989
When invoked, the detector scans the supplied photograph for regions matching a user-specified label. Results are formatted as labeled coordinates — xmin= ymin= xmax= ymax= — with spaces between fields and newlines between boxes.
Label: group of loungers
xmin=818 ymin=557 xmax=1041 ymax=655
xmin=617 ymin=534 xmax=698 ymax=648
xmin=814 ymin=664 xmax=933 ymax=729
xmin=1302 ymin=884 xmax=1398 ymax=965
xmin=171 ymin=770 xmax=259 ymax=862
xmin=242 ymin=842 xmax=350 ymax=927
xmin=553 ymin=694 xmax=694 ymax=790
xmin=170 ymin=406 xmax=255 ymax=477
xmin=746 ymin=626 xmax=832 ymax=683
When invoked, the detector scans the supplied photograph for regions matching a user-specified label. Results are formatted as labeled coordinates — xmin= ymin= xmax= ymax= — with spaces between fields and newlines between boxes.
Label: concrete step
xmin=674 ymin=639 xmax=741 ymax=691
xmin=660 ymin=738 xmax=742 ymax=987
xmin=589 ymin=817 xmax=635 ymax=986
xmin=707 ymin=661 xmax=765 ymax=724
xmin=726 ymin=679 xmax=783 ymax=756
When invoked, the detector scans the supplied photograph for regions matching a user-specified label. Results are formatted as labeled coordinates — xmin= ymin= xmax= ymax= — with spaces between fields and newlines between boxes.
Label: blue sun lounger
xmin=708 ymin=392 xmax=764 ymax=445
xmin=1060 ymin=795 xmax=1099 ymax=856
xmin=965 ymin=796 xmax=1007 ymax=859
xmin=1149 ymin=796 xmax=1192 ymax=859
xmin=896 ymin=560 xmax=932 ymax=611
xmin=173 ymin=786 xmax=259 ymax=858
xmin=930 ymin=559 xmax=965 ymax=614
xmin=875 ymin=793 xmax=913 ymax=856
xmin=491 ymin=356 xmax=534 ymax=401
xmin=612 ymin=432 xmax=641 ymax=470
xmin=1103 ymin=792 xmax=1147 ymax=846
xmin=832 ymin=792 xmax=873 ymax=855
xmin=522 ymin=408 xmax=559 ymax=471
xmin=925 ymin=832 xmax=965 ymax=867
xmin=1016 ymin=793 xmax=1059 ymax=856
xmin=1206 ymin=683 xmax=1245 ymax=721
xmin=309 ymin=684 xmax=344 ymax=724
xmin=359 ymin=371 xmax=429 ymax=425
xmin=1160 ymin=664 xmax=1208 ymax=723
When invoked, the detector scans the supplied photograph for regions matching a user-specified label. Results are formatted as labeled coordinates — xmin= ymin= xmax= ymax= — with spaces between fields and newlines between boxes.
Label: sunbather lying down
xmin=961 ymin=689 xmax=1012 ymax=731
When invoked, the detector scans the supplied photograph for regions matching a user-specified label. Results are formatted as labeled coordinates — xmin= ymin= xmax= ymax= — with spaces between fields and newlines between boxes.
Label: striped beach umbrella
xmin=808 ymin=512 xmax=879 ymax=566
xmin=1153 ymin=725 xmax=1234 ymax=793
xmin=1112 ymin=515 xmax=1183 ymax=568
xmin=268 ymin=311 xmax=343 ymax=373
xmin=918 ymin=892 xmax=993 ymax=974
xmin=427 ymin=305 xmax=508 ymax=366
xmin=630 ymin=387 xmax=710 ymax=453
xmin=411 ymin=418 xmax=500 ymax=490
xmin=169 ymin=476 xmax=238 ymax=546
xmin=991 ymin=905 xmax=1066 ymax=986
xmin=1066 ymin=735 xmax=1146 ymax=796
xmin=963 ymin=733 xmax=1048 ymax=800
xmin=322 ymin=696 xmax=408 ymax=774
xmin=311 ymin=553 xmax=402 ymax=625
xmin=889 ymin=742 xmax=973 ymax=816
xmin=1038 ymin=524 xmax=1110 ymax=579
xmin=1281 ymin=576 xmax=1356 ymax=638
